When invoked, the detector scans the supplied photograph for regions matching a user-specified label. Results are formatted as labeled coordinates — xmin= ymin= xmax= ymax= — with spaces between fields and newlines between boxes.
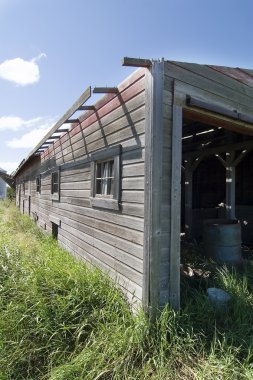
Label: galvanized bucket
xmin=203 ymin=219 xmax=242 ymax=264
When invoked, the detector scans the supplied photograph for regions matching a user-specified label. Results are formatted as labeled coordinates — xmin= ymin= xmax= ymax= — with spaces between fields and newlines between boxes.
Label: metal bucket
xmin=207 ymin=287 xmax=231 ymax=308
xmin=203 ymin=219 xmax=242 ymax=264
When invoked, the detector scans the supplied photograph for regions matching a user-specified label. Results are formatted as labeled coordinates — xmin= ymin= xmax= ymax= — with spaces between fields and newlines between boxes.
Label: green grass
xmin=0 ymin=200 xmax=253 ymax=379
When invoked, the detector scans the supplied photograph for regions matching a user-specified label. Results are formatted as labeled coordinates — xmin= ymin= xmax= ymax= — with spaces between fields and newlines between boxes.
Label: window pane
xmin=107 ymin=178 xmax=114 ymax=195
xmin=97 ymin=163 xmax=101 ymax=178
xmin=108 ymin=160 xmax=114 ymax=177
xmin=102 ymin=162 xmax=107 ymax=178
xmin=95 ymin=160 xmax=115 ymax=196
xmin=101 ymin=178 xmax=107 ymax=194
xmin=53 ymin=183 xmax=58 ymax=193
xmin=52 ymin=172 xmax=59 ymax=194
xmin=96 ymin=179 xmax=102 ymax=194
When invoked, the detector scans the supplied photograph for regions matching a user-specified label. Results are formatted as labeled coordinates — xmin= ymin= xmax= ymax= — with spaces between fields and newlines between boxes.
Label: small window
xmin=90 ymin=145 xmax=121 ymax=210
xmin=23 ymin=182 xmax=25 ymax=195
xmin=52 ymin=222 xmax=58 ymax=240
xmin=51 ymin=169 xmax=60 ymax=201
xmin=96 ymin=160 xmax=114 ymax=197
xmin=36 ymin=176 xmax=41 ymax=193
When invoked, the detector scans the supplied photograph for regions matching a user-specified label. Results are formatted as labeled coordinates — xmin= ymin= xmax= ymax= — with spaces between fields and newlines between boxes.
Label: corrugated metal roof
xmin=207 ymin=65 xmax=253 ymax=87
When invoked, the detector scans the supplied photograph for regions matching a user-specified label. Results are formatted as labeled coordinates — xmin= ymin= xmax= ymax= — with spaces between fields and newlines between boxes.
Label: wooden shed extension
xmin=13 ymin=59 xmax=253 ymax=314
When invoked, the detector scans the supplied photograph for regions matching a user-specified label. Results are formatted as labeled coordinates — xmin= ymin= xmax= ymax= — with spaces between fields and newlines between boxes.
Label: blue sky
xmin=0 ymin=0 xmax=252 ymax=173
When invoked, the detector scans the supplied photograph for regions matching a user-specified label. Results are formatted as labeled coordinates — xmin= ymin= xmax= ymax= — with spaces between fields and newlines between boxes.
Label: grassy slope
xmin=0 ymin=200 xmax=253 ymax=379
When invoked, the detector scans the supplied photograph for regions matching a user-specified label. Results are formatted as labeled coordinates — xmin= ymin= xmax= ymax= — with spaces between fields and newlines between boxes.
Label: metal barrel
xmin=203 ymin=219 xmax=242 ymax=264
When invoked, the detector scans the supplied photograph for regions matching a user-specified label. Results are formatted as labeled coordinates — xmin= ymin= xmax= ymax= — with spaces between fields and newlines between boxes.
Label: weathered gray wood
xmin=59 ymin=226 xmax=143 ymax=286
xmin=165 ymin=62 xmax=253 ymax=110
xmin=90 ymin=197 xmax=120 ymax=210
xmin=226 ymin=164 xmax=236 ymax=219
xmin=93 ymin=87 xmax=118 ymax=94
xmin=122 ymin=177 xmax=144 ymax=190
xmin=183 ymin=139 xmax=253 ymax=160
xmin=56 ymin=93 xmax=145 ymax=152
xmin=184 ymin=163 xmax=193 ymax=239
xmin=122 ymin=57 xmax=152 ymax=68
xmin=173 ymin=61 xmax=253 ymax=99
xmin=169 ymin=105 xmax=182 ymax=310
xmin=78 ymin=105 xmax=95 ymax=111
xmin=59 ymin=235 xmax=142 ymax=301
xmin=50 ymin=204 xmax=144 ymax=245
xmin=174 ymin=80 xmax=253 ymax=134
xmin=15 ymin=68 xmax=146 ymax=311
xmin=60 ymin=222 xmax=143 ymax=272
xmin=27 ymin=86 xmax=91 ymax=157
xmin=60 ymin=181 xmax=90 ymax=190
xmin=49 ymin=215 xmax=61 ymax=226
xmin=143 ymin=62 xmax=164 ymax=313
xmin=122 ymin=163 xmax=144 ymax=177
xmin=121 ymin=190 xmax=144 ymax=203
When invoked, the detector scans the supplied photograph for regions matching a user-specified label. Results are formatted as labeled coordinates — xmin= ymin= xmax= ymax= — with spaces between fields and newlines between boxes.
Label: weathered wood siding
xmin=15 ymin=69 xmax=146 ymax=305
xmin=167 ymin=61 xmax=253 ymax=134
xmin=159 ymin=60 xmax=253 ymax=309
xmin=143 ymin=62 xmax=181 ymax=311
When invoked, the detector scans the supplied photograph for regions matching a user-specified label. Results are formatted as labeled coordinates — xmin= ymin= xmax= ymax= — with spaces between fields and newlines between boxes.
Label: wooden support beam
xmin=56 ymin=128 xmax=70 ymax=133
xmin=43 ymin=141 xmax=55 ymax=145
xmin=93 ymin=87 xmax=118 ymax=94
xmin=26 ymin=86 xmax=91 ymax=159
xmin=77 ymin=105 xmax=95 ymax=111
xmin=184 ymin=160 xmax=195 ymax=240
xmin=233 ymin=148 xmax=253 ymax=166
xmin=226 ymin=166 xmax=236 ymax=219
xmin=122 ymin=57 xmax=152 ymax=68
xmin=186 ymin=95 xmax=253 ymax=126
xmin=217 ymin=152 xmax=236 ymax=220
xmin=169 ymin=105 xmax=182 ymax=310
xmin=186 ymin=95 xmax=238 ymax=120
xmin=183 ymin=139 xmax=253 ymax=160
xmin=215 ymin=154 xmax=226 ymax=166
xmin=64 ymin=119 xmax=79 ymax=124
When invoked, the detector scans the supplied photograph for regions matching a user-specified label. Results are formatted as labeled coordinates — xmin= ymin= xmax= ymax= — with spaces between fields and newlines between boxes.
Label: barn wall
xmin=15 ymin=68 xmax=146 ymax=305
xmin=158 ymin=61 xmax=253 ymax=310
xmin=165 ymin=61 xmax=253 ymax=118
xmin=165 ymin=61 xmax=253 ymax=249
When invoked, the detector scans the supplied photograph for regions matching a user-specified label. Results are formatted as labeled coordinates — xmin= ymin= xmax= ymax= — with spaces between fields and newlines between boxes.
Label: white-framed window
xmin=90 ymin=145 xmax=121 ymax=210
xmin=96 ymin=160 xmax=114 ymax=197
xmin=51 ymin=169 xmax=60 ymax=201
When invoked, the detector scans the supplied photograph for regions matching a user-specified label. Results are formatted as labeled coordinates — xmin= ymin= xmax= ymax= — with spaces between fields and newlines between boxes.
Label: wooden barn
xmin=13 ymin=58 xmax=253 ymax=312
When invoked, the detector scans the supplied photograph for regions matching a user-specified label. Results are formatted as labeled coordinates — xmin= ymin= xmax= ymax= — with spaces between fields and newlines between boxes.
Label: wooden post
xmin=143 ymin=62 xmax=164 ymax=315
xmin=184 ymin=165 xmax=193 ymax=239
xmin=184 ymin=158 xmax=201 ymax=239
xmin=225 ymin=162 xmax=236 ymax=219
xmin=169 ymin=105 xmax=182 ymax=310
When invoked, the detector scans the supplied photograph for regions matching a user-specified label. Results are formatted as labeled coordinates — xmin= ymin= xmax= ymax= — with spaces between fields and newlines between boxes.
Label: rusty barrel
xmin=203 ymin=219 xmax=242 ymax=264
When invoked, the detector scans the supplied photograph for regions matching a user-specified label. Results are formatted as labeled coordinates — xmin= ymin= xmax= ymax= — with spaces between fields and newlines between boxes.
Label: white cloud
xmin=7 ymin=128 xmax=51 ymax=149
xmin=0 ymin=53 xmax=46 ymax=86
xmin=6 ymin=116 xmax=56 ymax=149
xmin=0 ymin=161 xmax=19 ymax=174
xmin=0 ymin=116 xmax=45 ymax=131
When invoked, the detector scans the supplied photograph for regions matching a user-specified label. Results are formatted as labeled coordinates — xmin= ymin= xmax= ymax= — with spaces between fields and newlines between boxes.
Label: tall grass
xmin=0 ymin=200 xmax=253 ymax=379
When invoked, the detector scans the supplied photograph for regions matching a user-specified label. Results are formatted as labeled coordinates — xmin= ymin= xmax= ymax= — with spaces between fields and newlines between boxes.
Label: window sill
xmin=51 ymin=193 xmax=60 ymax=201
xmin=90 ymin=197 xmax=119 ymax=210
